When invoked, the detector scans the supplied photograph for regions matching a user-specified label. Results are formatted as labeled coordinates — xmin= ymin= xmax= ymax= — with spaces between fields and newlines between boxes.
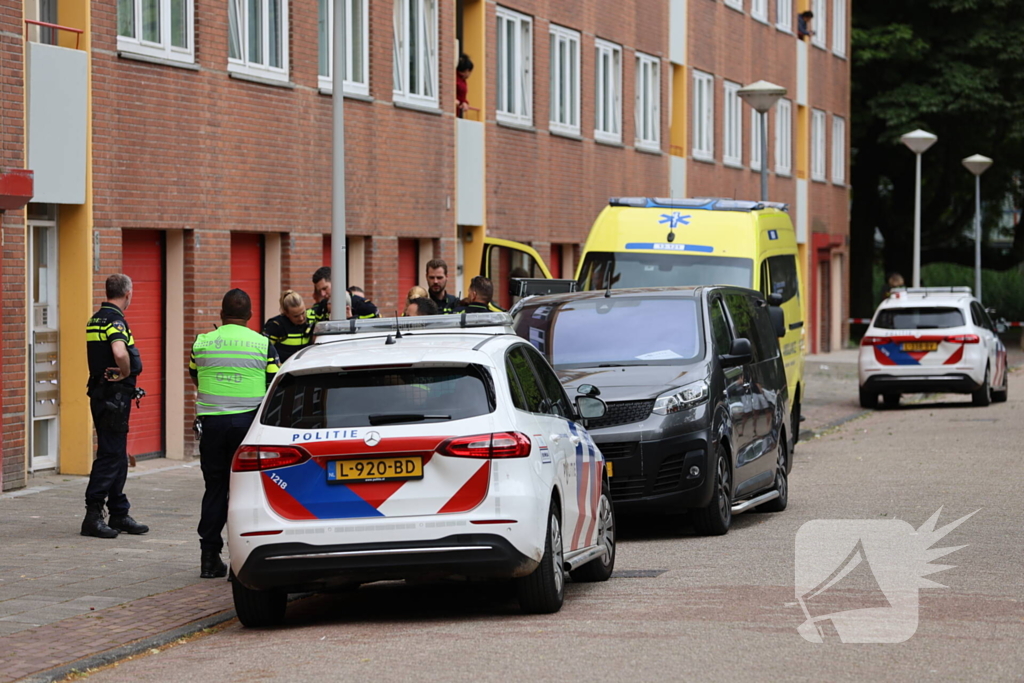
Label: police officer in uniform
xmin=263 ymin=290 xmax=312 ymax=362
xmin=190 ymin=289 xmax=280 ymax=577
xmin=455 ymin=276 xmax=505 ymax=313
xmin=426 ymin=259 xmax=460 ymax=314
xmin=83 ymin=274 xmax=149 ymax=538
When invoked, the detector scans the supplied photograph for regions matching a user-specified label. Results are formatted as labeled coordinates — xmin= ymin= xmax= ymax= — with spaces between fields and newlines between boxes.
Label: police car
xmin=858 ymin=287 xmax=1008 ymax=408
xmin=227 ymin=313 xmax=615 ymax=626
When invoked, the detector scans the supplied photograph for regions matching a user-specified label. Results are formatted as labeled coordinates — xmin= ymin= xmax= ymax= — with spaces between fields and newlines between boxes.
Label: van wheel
xmin=758 ymin=435 xmax=789 ymax=513
xmin=972 ymin=366 xmax=992 ymax=407
xmin=569 ymin=482 xmax=615 ymax=583
xmin=517 ymin=501 xmax=565 ymax=614
xmin=232 ymin=579 xmax=287 ymax=628
xmin=859 ymin=388 xmax=878 ymax=409
xmin=692 ymin=446 xmax=731 ymax=536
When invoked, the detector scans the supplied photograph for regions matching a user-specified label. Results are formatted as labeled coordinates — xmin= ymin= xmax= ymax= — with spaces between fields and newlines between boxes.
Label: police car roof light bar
xmin=608 ymin=197 xmax=790 ymax=213
xmin=891 ymin=286 xmax=973 ymax=296
xmin=314 ymin=312 xmax=513 ymax=337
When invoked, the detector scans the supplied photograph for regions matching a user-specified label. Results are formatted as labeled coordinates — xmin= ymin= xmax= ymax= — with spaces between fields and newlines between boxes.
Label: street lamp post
xmin=737 ymin=81 xmax=787 ymax=202
xmin=900 ymin=129 xmax=938 ymax=287
xmin=962 ymin=154 xmax=993 ymax=303
xmin=330 ymin=0 xmax=347 ymax=319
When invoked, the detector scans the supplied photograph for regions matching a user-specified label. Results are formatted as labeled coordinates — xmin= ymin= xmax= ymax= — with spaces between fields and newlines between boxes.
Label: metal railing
xmin=25 ymin=19 xmax=83 ymax=49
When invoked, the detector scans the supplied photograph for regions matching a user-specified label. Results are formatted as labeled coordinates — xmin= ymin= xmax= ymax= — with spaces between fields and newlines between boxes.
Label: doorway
xmin=28 ymin=204 xmax=59 ymax=471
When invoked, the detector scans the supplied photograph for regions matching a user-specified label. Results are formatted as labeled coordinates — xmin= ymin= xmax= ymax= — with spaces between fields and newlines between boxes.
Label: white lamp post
xmin=738 ymin=81 xmax=787 ymax=202
xmin=900 ymin=129 xmax=938 ymax=287
xmin=962 ymin=154 xmax=993 ymax=303
xmin=330 ymin=0 xmax=348 ymax=319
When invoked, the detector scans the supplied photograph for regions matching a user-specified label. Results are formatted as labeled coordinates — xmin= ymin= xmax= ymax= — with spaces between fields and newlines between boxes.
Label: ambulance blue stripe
xmin=275 ymin=460 xmax=384 ymax=519
xmin=624 ymin=242 xmax=715 ymax=253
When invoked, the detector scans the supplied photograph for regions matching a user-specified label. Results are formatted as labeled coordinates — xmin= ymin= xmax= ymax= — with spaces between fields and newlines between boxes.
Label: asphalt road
xmin=76 ymin=389 xmax=1024 ymax=682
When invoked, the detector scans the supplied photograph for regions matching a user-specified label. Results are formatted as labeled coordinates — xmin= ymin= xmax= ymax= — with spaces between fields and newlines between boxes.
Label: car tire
xmin=790 ymin=392 xmax=802 ymax=449
xmin=692 ymin=446 xmax=732 ymax=536
xmin=569 ymin=482 xmax=616 ymax=583
xmin=859 ymin=387 xmax=878 ymax=410
xmin=882 ymin=393 xmax=901 ymax=409
xmin=758 ymin=434 xmax=789 ymax=513
xmin=972 ymin=366 xmax=992 ymax=407
xmin=232 ymin=579 xmax=287 ymax=628
xmin=517 ymin=501 xmax=565 ymax=614
xmin=991 ymin=382 xmax=1008 ymax=403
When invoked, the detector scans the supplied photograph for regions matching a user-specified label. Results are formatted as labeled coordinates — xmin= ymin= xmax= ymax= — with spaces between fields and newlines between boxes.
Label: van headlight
xmin=652 ymin=380 xmax=709 ymax=415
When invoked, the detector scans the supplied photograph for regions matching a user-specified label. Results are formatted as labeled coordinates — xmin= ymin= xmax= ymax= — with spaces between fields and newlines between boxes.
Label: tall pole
xmin=760 ymin=111 xmax=768 ymax=202
xmin=975 ymin=174 xmax=982 ymax=302
xmin=329 ymin=0 xmax=347 ymax=320
xmin=912 ymin=152 xmax=922 ymax=287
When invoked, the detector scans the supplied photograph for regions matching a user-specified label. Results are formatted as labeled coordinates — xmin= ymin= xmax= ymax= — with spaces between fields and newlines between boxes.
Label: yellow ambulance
xmin=576 ymin=197 xmax=806 ymax=441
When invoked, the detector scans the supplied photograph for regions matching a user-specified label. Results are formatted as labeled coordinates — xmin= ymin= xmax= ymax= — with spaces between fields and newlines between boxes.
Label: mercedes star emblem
xmin=364 ymin=431 xmax=382 ymax=447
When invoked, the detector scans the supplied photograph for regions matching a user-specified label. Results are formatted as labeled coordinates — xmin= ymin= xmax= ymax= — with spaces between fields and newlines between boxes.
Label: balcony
xmin=456 ymin=116 xmax=485 ymax=226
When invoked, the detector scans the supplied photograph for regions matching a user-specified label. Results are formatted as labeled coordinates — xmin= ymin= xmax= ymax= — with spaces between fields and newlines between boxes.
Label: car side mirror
xmin=767 ymin=292 xmax=783 ymax=307
xmin=768 ymin=305 xmax=786 ymax=338
xmin=577 ymin=384 xmax=601 ymax=397
xmin=720 ymin=338 xmax=753 ymax=368
xmin=575 ymin=396 xmax=607 ymax=422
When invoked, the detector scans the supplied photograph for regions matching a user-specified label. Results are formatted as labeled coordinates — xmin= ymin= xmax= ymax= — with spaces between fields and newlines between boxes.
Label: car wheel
xmin=693 ymin=446 xmax=732 ymax=536
xmin=859 ymin=387 xmax=878 ymax=409
xmin=517 ymin=501 xmax=565 ymax=614
xmin=569 ymin=482 xmax=616 ymax=583
xmin=758 ymin=434 xmax=789 ymax=513
xmin=972 ymin=366 xmax=992 ymax=407
xmin=232 ymin=579 xmax=287 ymax=628
xmin=882 ymin=393 xmax=901 ymax=409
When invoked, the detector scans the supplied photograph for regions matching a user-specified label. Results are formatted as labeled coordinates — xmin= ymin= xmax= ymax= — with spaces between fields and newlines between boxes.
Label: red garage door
xmin=231 ymin=233 xmax=264 ymax=332
xmin=397 ymin=239 xmax=418 ymax=305
xmin=323 ymin=235 xmax=331 ymax=267
xmin=122 ymin=230 xmax=165 ymax=458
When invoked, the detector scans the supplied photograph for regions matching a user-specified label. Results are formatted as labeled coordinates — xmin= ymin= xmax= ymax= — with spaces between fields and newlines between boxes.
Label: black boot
xmin=81 ymin=502 xmax=119 ymax=539
xmin=200 ymin=550 xmax=227 ymax=579
xmin=109 ymin=514 xmax=149 ymax=535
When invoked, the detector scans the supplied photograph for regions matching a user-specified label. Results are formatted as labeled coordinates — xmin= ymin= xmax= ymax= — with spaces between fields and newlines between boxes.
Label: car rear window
xmin=873 ymin=307 xmax=965 ymax=330
xmin=261 ymin=365 xmax=495 ymax=429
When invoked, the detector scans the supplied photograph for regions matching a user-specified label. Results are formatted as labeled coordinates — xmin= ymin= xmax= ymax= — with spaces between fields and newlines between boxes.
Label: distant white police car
xmin=858 ymin=287 xmax=1008 ymax=408
xmin=227 ymin=313 xmax=616 ymax=626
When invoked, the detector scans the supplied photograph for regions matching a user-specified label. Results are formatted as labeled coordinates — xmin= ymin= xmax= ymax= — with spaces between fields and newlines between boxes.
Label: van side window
xmin=723 ymin=292 xmax=761 ymax=362
xmin=709 ymin=298 xmax=732 ymax=354
xmin=506 ymin=347 xmax=545 ymax=413
xmin=767 ymin=255 xmax=800 ymax=303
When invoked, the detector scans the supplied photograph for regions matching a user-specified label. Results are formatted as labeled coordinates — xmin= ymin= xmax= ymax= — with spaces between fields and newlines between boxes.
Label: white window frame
xmin=774 ymin=98 xmax=792 ymax=176
xmin=634 ymin=52 xmax=660 ymax=151
xmin=751 ymin=0 xmax=768 ymax=23
xmin=776 ymin=0 xmax=792 ymax=32
xmin=811 ymin=108 xmax=827 ymax=181
xmin=318 ymin=0 xmax=370 ymax=96
xmin=724 ymin=0 xmax=744 ymax=12
xmin=812 ymin=0 xmax=826 ymax=49
xmin=832 ymin=0 xmax=846 ymax=57
xmin=692 ymin=70 xmax=714 ymax=161
xmin=496 ymin=7 xmax=533 ymax=126
xmin=750 ymin=108 xmax=763 ymax=171
xmin=831 ymin=115 xmax=846 ymax=184
xmin=594 ymin=38 xmax=622 ymax=144
xmin=723 ymin=81 xmax=743 ymax=167
xmin=228 ymin=0 xmax=290 ymax=82
xmin=548 ymin=25 xmax=581 ymax=135
xmin=118 ymin=0 xmax=195 ymax=64
xmin=393 ymin=0 xmax=439 ymax=107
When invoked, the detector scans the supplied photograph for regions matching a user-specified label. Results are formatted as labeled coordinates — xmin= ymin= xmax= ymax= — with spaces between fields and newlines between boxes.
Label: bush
xmin=921 ymin=263 xmax=1024 ymax=321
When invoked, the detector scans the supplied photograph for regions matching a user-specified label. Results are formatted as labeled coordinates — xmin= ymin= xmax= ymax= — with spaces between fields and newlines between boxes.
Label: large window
xmin=549 ymin=25 xmax=580 ymax=135
xmin=723 ymin=81 xmax=743 ymax=167
xmin=118 ymin=0 xmax=194 ymax=63
xmin=496 ymin=7 xmax=533 ymax=126
xmin=751 ymin=0 xmax=768 ymax=23
xmin=750 ymin=108 xmax=763 ymax=171
xmin=318 ymin=0 xmax=369 ymax=96
xmin=832 ymin=115 xmax=846 ymax=184
xmin=812 ymin=0 xmax=826 ymax=48
xmin=776 ymin=0 xmax=792 ymax=32
xmin=724 ymin=0 xmax=743 ymax=11
xmin=692 ymin=70 xmax=714 ymax=161
xmin=774 ymin=98 xmax=792 ymax=176
xmin=832 ymin=0 xmax=847 ymax=57
xmin=229 ymin=0 xmax=288 ymax=81
xmin=594 ymin=39 xmax=622 ymax=143
xmin=811 ymin=108 xmax=827 ymax=181
xmin=635 ymin=52 xmax=660 ymax=150
xmin=393 ymin=0 xmax=438 ymax=106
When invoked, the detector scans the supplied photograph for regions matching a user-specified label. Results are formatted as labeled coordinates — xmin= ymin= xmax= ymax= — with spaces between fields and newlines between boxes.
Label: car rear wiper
xmin=367 ymin=413 xmax=451 ymax=425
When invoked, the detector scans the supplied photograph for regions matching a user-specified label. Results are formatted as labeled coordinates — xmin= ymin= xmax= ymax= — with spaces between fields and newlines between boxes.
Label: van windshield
xmin=578 ymin=252 xmax=753 ymax=290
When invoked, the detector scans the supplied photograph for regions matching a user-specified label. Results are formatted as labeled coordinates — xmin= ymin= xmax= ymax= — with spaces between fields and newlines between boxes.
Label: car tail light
xmin=436 ymin=432 xmax=532 ymax=459
xmin=232 ymin=445 xmax=311 ymax=472
xmin=945 ymin=334 xmax=980 ymax=344
xmin=860 ymin=336 xmax=889 ymax=346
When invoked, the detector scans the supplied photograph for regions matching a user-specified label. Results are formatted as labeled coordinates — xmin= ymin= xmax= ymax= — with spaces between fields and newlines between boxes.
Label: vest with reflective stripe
xmin=192 ymin=325 xmax=271 ymax=416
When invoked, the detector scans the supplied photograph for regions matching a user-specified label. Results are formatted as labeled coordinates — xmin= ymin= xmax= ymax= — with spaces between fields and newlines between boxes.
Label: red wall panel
xmin=231 ymin=233 xmax=265 ymax=331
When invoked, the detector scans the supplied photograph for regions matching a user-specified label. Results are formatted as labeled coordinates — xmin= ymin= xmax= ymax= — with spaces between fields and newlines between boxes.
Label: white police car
xmin=227 ymin=313 xmax=615 ymax=626
xmin=858 ymin=287 xmax=1008 ymax=408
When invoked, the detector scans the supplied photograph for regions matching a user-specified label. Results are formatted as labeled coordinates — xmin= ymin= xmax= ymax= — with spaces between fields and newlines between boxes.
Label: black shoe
xmin=81 ymin=503 xmax=119 ymax=539
xmin=200 ymin=550 xmax=227 ymax=579
xmin=109 ymin=514 xmax=149 ymax=535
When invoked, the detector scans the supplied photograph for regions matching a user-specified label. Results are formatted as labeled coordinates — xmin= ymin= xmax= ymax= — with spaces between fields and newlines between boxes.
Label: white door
xmin=29 ymin=209 xmax=59 ymax=471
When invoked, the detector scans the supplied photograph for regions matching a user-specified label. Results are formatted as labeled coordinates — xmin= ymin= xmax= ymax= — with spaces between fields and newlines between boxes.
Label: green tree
xmin=850 ymin=0 xmax=1024 ymax=316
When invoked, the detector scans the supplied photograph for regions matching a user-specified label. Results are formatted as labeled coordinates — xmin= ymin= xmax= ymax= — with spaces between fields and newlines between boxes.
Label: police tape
xmin=848 ymin=318 xmax=1024 ymax=327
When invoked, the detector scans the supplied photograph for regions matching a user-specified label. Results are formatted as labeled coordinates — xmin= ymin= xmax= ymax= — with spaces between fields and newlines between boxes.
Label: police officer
xmin=426 ymin=259 xmax=460 ymax=314
xmin=83 ymin=274 xmax=149 ymax=538
xmin=307 ymin=266 xmax=333 ymax=325
xmin=456 ymin=276 xmax=504 ymax=313
xmin=190 ymin=289 xmax=280 ymax=578
xmin=263 ymin=290 xmax=312 ymax=362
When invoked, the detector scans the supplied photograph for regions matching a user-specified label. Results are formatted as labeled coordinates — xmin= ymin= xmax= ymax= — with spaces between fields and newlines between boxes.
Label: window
xmin=812 ymin=0 xmax=826 ymax=48
xmin=831 ymin=115 xmax=846 ymax=184
xmin=723 ymin=81 xmax=742 ymax=167
xmin=594 ymin=39 xmax=622 ymax=143
xmin=709 ymin=299 xmax=733 ymax=354
xmin=751 ymin=0 xmax=768 ymax=22
xmin=767 ymin=255 xmax=800 ymax=303
xmin=832 ymin=0 xmax=846 ymax=56
xmin=393 ymin=0 xmax=438 ymax=106
xmin=635 ymin=52 xmax=660 ymax=150
xmin=774 ymin=98 xmax=792 ymax=176
xmin=118 ymin=0 xmax=194 ymax=63
xmin=723 ymin=292 xmax=762 ymax=361
xmin=522 ymin=346 xmax=573 ymax=418
xmin=496 ymin=7 xmax=533 ymax=126
xmin=577 ymin=252 xmax=754 ymax=291
xmin=506 ymin=346 xmax=547 ymax=415
xmin=811 ymin=109 xmax=827 ymax=181
xmin=750 ymin=108 xmax=763 ymax=171
xmin=318 ymin=0 xmax=369 ymax=96
xmin=724 ymin=0 xmax=743 ymax=11
xmin=873 ymin=307 xmax=965 ymax=330
xmin=549 ymin=25 xmax=580 ymax=135
xmin=776 ymin=0 xmax=792 ymax=31
xmin=229 ymin=0 xmax=288 ymax=81
xmin=692 ymin=70 xmax=714 ymax=161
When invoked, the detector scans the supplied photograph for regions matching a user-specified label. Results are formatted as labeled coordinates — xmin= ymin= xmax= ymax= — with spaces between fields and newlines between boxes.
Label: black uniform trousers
xmin=85 ymin=397 xmax=133 ymax=515
xmin=197 ymin=410 xmax=257 ymax=552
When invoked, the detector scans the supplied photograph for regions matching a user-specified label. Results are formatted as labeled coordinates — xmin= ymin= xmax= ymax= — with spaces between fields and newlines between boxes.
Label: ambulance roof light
xmin=608 ymin=197 xmax=790 ymax=212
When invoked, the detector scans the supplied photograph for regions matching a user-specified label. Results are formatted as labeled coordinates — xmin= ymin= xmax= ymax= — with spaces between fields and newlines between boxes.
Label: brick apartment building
xmin=2 ymin=0 xmax=849 ymax=489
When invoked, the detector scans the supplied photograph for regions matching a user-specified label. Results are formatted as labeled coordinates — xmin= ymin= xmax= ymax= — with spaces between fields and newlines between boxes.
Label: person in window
xmin=797 ymin=11 xmax=815 ymax=40
xmin=456 ymin=54 xmax=474 ymax=117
